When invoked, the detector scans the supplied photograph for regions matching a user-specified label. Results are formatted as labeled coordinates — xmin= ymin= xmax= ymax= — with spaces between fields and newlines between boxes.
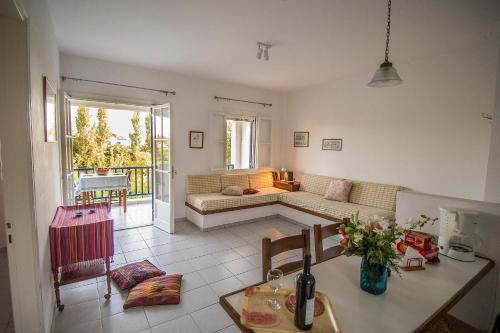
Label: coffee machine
xmin=438 ymin=208 xmax=482 ymax=262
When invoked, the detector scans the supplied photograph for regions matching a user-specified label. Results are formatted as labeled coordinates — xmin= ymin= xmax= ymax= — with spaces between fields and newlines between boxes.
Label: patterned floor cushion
xmin=111 ymin=259 xmax=165 ymax=289
xmin=123 ymin=274 xmax=183 ymax=309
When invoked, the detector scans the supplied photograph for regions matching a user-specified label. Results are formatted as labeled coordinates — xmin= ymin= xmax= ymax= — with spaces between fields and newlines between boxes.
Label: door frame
xmin=151 ymin=104 xmax=175 ymax=233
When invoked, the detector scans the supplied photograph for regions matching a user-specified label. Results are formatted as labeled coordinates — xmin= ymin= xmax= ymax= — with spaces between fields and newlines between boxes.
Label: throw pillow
xmin=110 ymin=259 xmax=165 ymax=289
xmin=123 ymin=274 xmax=183 ymax=309
xmin=243 ymin=188 xmax=259 ymax=195
xmin=222 ymin=186 xmax=243 ymax=196
xmin=324 ymin=179 xmax=353 ymax=203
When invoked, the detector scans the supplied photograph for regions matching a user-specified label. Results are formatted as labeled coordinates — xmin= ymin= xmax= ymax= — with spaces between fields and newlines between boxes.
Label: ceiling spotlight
xmin=257 ymin=42 xmax=271 ymax=61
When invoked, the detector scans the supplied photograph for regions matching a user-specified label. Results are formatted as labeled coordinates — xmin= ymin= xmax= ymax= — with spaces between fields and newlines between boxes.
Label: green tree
xmin=129 ymin=112 xmax=141 ymax=161
xmin=95 ymin=108 xmax=111 ymax=166
xmin=73 ymin=106 xmax=97 ymax=168
xmin=142 ymin=113 xmax=151 ymax=152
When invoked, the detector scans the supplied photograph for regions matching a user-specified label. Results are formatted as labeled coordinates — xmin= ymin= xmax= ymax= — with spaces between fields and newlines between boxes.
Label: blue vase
xmin=360 ymin=258 xmax=388 ymax=295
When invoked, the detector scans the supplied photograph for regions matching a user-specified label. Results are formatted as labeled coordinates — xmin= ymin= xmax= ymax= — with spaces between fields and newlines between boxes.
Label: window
xmin=225 ymin=117 xmax=256 ymax=170
xmin=210 ymin=113 xmax=272 ymax=170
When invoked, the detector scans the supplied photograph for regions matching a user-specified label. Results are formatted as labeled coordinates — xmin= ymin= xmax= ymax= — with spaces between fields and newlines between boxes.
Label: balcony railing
xmin=75 ymin=166 xmax=153 ymax=201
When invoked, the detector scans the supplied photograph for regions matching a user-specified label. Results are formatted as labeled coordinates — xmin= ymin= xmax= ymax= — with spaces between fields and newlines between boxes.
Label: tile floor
xmin=0 ymin=252 xmax=13 ymax=333
xmin=111 ymin=201 xmax=153 ymax=230
xmin=54 ymin=218 xmax=338 ymax=333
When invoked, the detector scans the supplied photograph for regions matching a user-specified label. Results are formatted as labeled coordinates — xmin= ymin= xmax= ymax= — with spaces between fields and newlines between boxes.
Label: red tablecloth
xmin=50 ymin=203 xmax=114 ymax=273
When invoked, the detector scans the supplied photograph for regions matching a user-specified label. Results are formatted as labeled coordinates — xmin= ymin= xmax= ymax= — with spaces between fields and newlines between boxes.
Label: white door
xmin=61 ymin=94 xmax=75 ymax=204
xmin=152 ymin=104 xmax=174 ymax=233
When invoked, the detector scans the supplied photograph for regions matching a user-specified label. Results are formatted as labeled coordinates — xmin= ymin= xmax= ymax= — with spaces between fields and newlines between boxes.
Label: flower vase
xmin=360 ymin=258 xmax=388 ymax=295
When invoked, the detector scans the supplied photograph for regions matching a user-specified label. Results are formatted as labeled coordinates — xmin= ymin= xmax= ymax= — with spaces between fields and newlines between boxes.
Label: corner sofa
xmin=185 ymin=172 xmax=403 ymax=230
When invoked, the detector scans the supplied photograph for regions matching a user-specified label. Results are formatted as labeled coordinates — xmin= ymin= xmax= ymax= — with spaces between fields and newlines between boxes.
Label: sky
xmin=70 ymin=106 xmax=149 ymax=146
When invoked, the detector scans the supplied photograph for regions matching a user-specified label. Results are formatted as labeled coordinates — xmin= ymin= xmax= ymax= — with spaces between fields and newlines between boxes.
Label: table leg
xmin=82 ymin=192 xmax=87 ymax=206
xmin=53 ymin=270 xmax=64 ymax=311
xmin=123 ymin=190 xmax=127 ymax=213
xmin=104 ymin=257 xmax=111 ymax=300
xmin=118 ymin=191 xmax=122 ymax=206
xmin=108 ymin=190 xmax=112 ymax=206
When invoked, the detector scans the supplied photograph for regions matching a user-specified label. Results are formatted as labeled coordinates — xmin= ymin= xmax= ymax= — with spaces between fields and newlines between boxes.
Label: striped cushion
xmin=123 ymin=274 xmax=182 ymax=309
xmin=186 ymin=174 xmax=221 ymax=194
xmin=249 ymin=172 xmax=274 ymax=189
xmin=221 ymin=174 xmax=250 ymax=189
xmin=349 ymin=181 xmax=403 ymax=211
xmin=111 ymin=260 xmax=165 ymax=289
xmin=279 ymin=192 xmax=395 ymax=221
xmin=300 ymin=174 xmax=334 ymax=195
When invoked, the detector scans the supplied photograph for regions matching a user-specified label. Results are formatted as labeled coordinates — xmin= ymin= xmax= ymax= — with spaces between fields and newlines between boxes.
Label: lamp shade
xmin=368 ymin=61 xmax=402 ymax=87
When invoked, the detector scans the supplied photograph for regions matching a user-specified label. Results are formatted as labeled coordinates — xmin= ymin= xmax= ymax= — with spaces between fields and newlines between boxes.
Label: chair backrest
xmin=313 ymin=218 xmax=348 ymax=263
xmin=262 ymin=229 xmax=311 ymax=282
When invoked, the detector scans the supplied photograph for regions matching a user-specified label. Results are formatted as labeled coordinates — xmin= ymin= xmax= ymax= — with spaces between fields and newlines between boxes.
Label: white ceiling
xmin=47 ymin=0 xmax=500 ymax=92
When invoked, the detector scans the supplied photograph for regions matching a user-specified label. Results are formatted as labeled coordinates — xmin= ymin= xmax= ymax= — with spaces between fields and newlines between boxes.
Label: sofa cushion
xmin=299 ymin=174 xmax=334 ymax=195
xmin=349 ymin=181 xmax=403 ymax=212
xmin=186 ymin=174 xmax=221 ymax=194
xmin=222 ymin=186 xmax=243 ymax=196
xmin=324 ymin=179 xmax=353 ymax=203
xmin=187 ymin=192 xmax=242 ymax=211
xmin=239 ymin=187 xmax=287 ymax=207
xmin=249 ymin=172 xmax=274 ymax=189
xmin=111 ymin=260 xmax=165 ymax=289
xmin=279 ymin=191 xmax=394 ymax=221
xmin=221 ymin=174 xmax=250 ymax=190
xmin=187 ymin=187 xmax=287 ymax=212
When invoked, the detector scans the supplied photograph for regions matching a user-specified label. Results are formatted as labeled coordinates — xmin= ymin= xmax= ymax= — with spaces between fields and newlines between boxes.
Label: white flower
xmin=353 ymin=233 xmax=364 ymax=242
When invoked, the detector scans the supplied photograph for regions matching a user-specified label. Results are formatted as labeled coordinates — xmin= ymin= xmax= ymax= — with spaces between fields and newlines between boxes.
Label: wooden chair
xmin=313 ymin=218 xmax=349 ymax=263
xmin=262 ymin=229 xmax=311 ymax=282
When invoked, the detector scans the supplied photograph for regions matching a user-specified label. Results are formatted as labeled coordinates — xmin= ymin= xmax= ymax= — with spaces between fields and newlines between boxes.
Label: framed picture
xmin=189 ymin=131 xmax=204 ymax=148
xmin=322 ymin=138 xmax=342 ymax=151
xmin=294 ymin=132 xmax=309 ymax=147
xmin=43 ymin=76 xmax=57 ymax=142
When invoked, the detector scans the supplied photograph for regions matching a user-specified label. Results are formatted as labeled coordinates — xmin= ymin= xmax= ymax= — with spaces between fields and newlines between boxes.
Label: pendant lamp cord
xmin=384 ymin=0 xmax=392 ymax=62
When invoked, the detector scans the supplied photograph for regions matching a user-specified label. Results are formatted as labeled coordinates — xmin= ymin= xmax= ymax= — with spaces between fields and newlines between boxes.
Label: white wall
xmin=25 ymin=0 xmax=62 ymax=331
xmin=282 ymin=40 xmax=498 ymax=201
xmin=396 ymin=191 xmax=500 ymax=331
xmin=60 ymin=54 xmax=285 ymax=219
xmin=485 ymin=28 xmax=500 ymax=202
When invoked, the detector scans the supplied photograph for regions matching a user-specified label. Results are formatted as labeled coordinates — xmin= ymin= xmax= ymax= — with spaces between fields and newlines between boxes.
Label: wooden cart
xmin=50 ymin=203 xmax=114 ymax=311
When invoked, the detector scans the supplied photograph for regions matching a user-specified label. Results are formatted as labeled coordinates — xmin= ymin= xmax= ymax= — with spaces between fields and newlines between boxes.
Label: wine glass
xmin=267 ymin=269 xmax=283 ymax=310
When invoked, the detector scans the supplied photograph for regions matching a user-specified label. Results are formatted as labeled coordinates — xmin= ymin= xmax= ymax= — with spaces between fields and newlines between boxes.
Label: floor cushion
xmin=111 ymin=259 xmax=165 ymax=289
xmin=123 ymin=274 xmax=183 ymax=309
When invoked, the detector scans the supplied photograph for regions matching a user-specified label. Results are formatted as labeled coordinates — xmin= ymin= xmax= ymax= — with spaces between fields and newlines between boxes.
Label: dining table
xmin=219 ymin=254 xmax=493 ymax=333
xmin=75 ymin=173 xmax=130 ymax=211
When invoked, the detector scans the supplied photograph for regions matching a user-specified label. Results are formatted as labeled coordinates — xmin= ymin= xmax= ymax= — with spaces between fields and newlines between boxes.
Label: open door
xmin=61 ymin=94 xmax=75 ymax=205
xmin=152 ymin=104 xmax=174 ymax=233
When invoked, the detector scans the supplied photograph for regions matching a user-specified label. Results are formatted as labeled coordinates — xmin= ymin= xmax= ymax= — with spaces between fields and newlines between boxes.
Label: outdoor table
xmin=50 ymin=203 xmax=114 ymax=311
xmin=75 ymin=173 xmax=130 ymax=211
xmin=220 ymin=254 xmax=494 ymax=333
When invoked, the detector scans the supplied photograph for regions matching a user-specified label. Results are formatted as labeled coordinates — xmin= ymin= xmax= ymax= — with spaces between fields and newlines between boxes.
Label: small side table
xmin=273 ymin=181 xmax=300 ymax=192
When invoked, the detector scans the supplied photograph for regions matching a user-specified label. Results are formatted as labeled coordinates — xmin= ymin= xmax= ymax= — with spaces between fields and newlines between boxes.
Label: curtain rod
xmin=61 ymin=76 xmax=176 ymax=96
xmin=214 ymin=95 xmax=272 ymax=107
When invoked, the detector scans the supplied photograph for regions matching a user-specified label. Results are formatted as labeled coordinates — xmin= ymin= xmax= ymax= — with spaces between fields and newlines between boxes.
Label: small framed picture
xmin=43 ymin=76 xmax=57 ymax=142
xmin=322 ymin=139 xmax=342 ymax=151
xmin=294 ymin=132 xmax=309 ymax=147
xmin=189 ymin=131 xmax=204 ymax=149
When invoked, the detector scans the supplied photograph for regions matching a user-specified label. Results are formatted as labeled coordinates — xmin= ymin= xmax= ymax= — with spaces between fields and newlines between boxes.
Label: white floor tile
xmin=99 ymin=292 xmax=128 ymax=318
xmin=236 ymin=268 xmax=263 ymax=286
xmin=188 ymin=254 xmax=220 ymax=271
xmin=216 ymin=325 xmax=242 ymax=333
xmin=56 ymin=319 xmax=102 ymax=333
xmin=102 ymin=309 xmax=149 ymax=333
xmin=121 ymin=240 xmax=149 ymax=253
xmin=181 ymin=271 xmax=206 ymax=293
xmin=191 ymin=304 xmax=233 ymax=333
xmin=233 ymin=245 xmax=259 ymax=257
xmin=124 ymin=248 xmax=153 ymax=262
xmin=55 ymin=299 xmax=101 ymax=332
xmin=209 ymin=277 xmax=244 ymax=297
xmin=223 ymin=258 xmax=256 ymax=275
xmin=213 ymin=249 xmax=242 ymax=263
xmin=150 ymin=315 xmax=201 ymax=333
xmin=60 ymin=284 xmax=99 ymax=306
xmin=198 ymin=265 xmax=233 ymax=284
xmin=162 ymin=261 xmax=197 ymax=275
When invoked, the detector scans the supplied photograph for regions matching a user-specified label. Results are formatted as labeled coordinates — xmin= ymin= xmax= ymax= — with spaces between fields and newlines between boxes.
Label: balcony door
xmin=152 ymin=104 xmax=174 ymax=233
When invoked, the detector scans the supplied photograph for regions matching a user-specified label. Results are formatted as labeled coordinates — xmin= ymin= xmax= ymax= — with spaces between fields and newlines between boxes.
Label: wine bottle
xmin=294 ymin=254 xmax=315 ymax=330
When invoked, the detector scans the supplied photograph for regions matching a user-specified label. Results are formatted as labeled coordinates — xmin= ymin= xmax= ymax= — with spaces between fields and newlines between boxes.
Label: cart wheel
xmin=104 ymin=294 xmax=111 ymax=300
xmin=58 ymin=305 xmax=65 ymax=312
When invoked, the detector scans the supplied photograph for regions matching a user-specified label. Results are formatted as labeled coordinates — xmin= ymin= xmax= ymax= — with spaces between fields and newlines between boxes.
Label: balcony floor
xmin=110 ymin=199 xmax=152 ymax=230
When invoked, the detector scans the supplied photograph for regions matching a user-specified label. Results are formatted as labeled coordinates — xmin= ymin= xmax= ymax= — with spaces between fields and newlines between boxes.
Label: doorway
xmin=62 ymin=98 xmax=174 ymax=232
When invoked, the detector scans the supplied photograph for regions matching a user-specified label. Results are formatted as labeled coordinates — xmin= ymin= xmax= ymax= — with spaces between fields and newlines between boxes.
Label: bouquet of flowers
xmin=338 ymin=213 xmax=437 ymax=274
